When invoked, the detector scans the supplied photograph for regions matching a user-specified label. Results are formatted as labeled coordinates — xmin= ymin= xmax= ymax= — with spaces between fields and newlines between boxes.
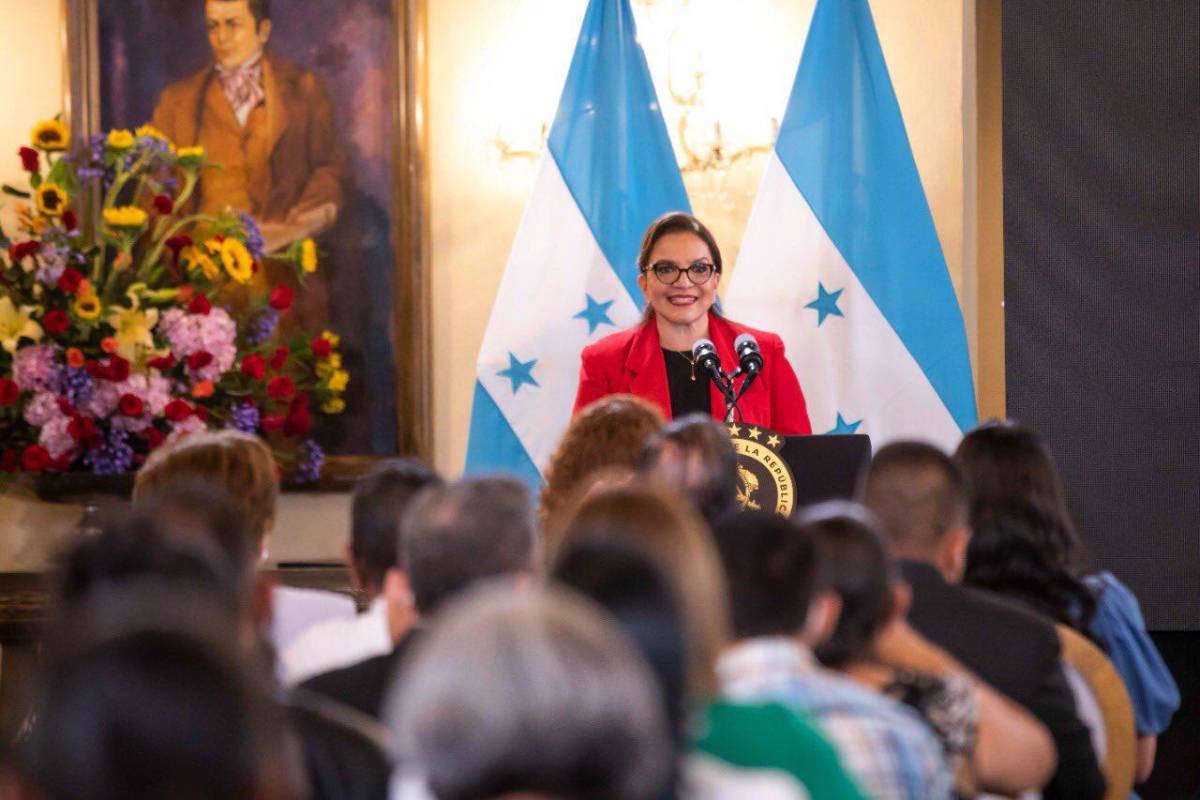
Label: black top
xmin=900 ymin=560 xmax=1106 ymax=800
xmin=301 ymin=630 xmax=421 ymax=722
xmin=662 ymin=348 xmax=710 ymax=420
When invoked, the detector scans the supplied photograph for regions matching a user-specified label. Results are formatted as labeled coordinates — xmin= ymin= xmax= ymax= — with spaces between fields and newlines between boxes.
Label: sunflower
xmin=73 ymin=289 xmax=102 ymax=321
xmin=35 ymin=183 xmax=67 ymax=217
xmin=135 ymin=124 xmax=168 ymax=141
xmin=31 ymin=119 xmax=69 ymax=151
xmin=106 ymin=129 xmax=135 ymax=150
xmin=301 ymin=238 xmax=318 ymax=273
xmin=103 ymin=206 xmax=148 ymax=229
xmin=220 ymin=238 xmax=254 ymax=284
xmin=177 ymin=145 xmax=205 ymax=165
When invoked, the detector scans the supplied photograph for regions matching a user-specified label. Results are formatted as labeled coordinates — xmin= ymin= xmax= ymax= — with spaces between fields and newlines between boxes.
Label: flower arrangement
xmin=0 ymin=118 xmax=348 ymax=483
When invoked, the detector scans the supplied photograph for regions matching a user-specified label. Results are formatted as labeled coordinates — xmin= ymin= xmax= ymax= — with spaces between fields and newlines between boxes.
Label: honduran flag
xmin=725 ymin=0 xmax=977 ymax=451
xmin=464 ymin=0 xmax=690 ymax=484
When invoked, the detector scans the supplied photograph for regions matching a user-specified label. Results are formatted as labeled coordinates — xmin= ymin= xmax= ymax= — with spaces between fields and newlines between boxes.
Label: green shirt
xmin=690 ymin=700 xmax=868 ymax=800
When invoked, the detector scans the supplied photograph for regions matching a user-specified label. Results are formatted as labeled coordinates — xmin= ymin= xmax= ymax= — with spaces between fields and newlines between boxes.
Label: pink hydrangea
xmin=157 ymin=308 xmax=237 ymax=383
xmin=83 ymin=381 xmax=120 ymax=420
xmin=108 ymin=372 xmax=174 ymax=432
xmin=23 ymin=391 xmax=64 ymax=427
xmin=38 ymin=416 xmax=75 ymax=460
xmin=12 ymin=344 xmax=61 ymax=393
xmin=167 ymin=416 xmax=207 ymax=441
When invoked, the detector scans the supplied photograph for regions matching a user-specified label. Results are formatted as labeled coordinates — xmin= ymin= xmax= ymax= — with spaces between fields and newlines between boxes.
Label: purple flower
xmin=245 ymin=307 xmax=280 ymax=346
xmin=239 ymin=212 xmax=266 ymax=260
xmin=62 ymin=366 xmax=94 ymax=409
xmin=229 ymin=402 xmax=261 ymax=434
xmin=296 ymin=439 xmax=324 ymax=483
xmin=12 ymin=345 xmax=62 ymax=393
xmin=83 ymin=429 xmax=134 ymax=475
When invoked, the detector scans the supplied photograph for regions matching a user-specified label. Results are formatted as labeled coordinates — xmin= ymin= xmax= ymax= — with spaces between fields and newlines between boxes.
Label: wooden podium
xmin=726 ymin=423 xmax=872 ymax=516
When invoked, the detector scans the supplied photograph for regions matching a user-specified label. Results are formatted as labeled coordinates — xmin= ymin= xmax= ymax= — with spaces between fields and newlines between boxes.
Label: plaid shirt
xmin=718 ymin=637 xmax=952 ymax=800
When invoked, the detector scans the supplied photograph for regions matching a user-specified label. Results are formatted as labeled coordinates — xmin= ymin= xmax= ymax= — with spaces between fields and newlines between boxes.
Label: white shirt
xmin=279 ymin=595 xmax=392 ymax=686
xmin=269 ymin=585 xmax=357 ymax=655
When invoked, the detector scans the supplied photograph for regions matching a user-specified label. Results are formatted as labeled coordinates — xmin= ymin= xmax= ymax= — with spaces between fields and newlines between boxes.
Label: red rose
xmin=194 ymin=406 xmax=209 ymax=422
xmin=311 ymin=337 xmax=332 ymax=358
xmin=269 ymin=346 xmax=289 ymax=370
xmin=240 ymin=354 xmax=266 ymax=380
xmin=68 ymin=415 xmax=96 ymax=442
xmin=106 ymin=356 xmax=130 ymax=383
xmin=0 ymin=378 xmax=19 ymax=406
xmin=166 ymin=235 xmax=193 ymax=261
xmin=9 ymin=241 xmax=39 ymax=262
xmin=290 ymin=393 xmax=309 ymax=411
xmin=164 ymin=398 xmax=193 ymax=422
xmin=58 ymin=268 xmax=84 ymax=294
xmin=0 ymin=450 xmax=19 ymax=472
xmin=152 ymin=194 xmax=174 ymax=215
xmin=62 ymin=209 xmax=78 ymax=232
xmin=187 ymin=351 xmax=214 ymax=370
xmin=118 ymin=393 xmax=145 ymax=417
xmin=147 ymin=353 xmax=176 ymax=371
xmin=22 ymin=445 xmax=50 ymax=473
xmin=18 ymin=146 xmax=39 ymax=173
xmin=269 ymin=285 xmax=293 ymax=311
xmin=261 ymin=415 xmax=286 ymax=433
xmin=43 ymin=309 xmax=69 ymax=335
xmin=56 ymin=398 xmax=76 ymax=416
xmin=188 ymin=294 xmax=212 ymax=315
xmin=50 ymin=452 xmax=74 ymax=471
xmin=284 ymin=408 xmax=311 ymax=437
xmin=267 ymin=375 xmax=294 ymax=400
xmin=141 ymin=426 xmax=165 ymax=450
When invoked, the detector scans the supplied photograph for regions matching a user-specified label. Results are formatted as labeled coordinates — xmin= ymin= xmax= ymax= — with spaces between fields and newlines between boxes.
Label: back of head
xmin=388 ymin=585 xmax=671 ymax=800
xmin=558 ymin=483 xmax=729 ymax=700
xmin=711 ymin=510 xmax=822 ymax=640
xmin=27 ymin=621 xmax=278 ymax=800
xmin=401 ymin=477 xmax=535 ymax=615
xmin=134 ymin=430 xmax=279 ymax=548
xmin=860 ymin=440 xmax=967 ymax=560
xmin=799 ymin=502 xmax=896 ymax=668
xmin=350 ymin=458 xmax=441 ymax=593
xmin=540 ymin=394 xmax=664 ymax=526
xmin=551 ymin=535 xmax=688 ymax=743
xmin=638 ymin=414 xmax=738 ymax=527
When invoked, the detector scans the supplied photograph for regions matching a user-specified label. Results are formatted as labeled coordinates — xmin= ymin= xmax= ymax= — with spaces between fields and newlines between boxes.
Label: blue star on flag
xmin=825 ymin=412 xmax=862 ymax=435
xmin=573 ymin=294 xmax=615 ymax=334
xmin=805 ymin=282 xmax=845 ymax=325
xmin=497 ymin=352 xmax=540 ymax=394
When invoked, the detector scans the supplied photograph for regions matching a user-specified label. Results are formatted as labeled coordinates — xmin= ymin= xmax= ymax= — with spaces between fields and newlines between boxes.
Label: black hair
xmin=711 ymin=510 xmax=823 ymax=639
xmin=351 ymin=458 xmax=441 ymax=592
xmin=210 ymin=0 xmax=271 ymax=26
xmin=638 ymin=414 xmax=738 ymax=527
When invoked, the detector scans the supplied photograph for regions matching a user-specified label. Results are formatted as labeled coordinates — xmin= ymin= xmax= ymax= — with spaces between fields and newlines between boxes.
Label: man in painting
xmin=150 ymin=0 xmax=346 ymax=253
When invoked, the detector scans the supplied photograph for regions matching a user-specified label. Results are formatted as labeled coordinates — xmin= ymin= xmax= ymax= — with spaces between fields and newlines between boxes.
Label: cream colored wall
xmin=430 ymin=0 xmax=973 ymax=475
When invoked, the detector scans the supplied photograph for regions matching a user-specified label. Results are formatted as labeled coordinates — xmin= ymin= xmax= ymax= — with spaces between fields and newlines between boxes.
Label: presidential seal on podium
xmin=727 ymin=424 xmax=796 ymax=516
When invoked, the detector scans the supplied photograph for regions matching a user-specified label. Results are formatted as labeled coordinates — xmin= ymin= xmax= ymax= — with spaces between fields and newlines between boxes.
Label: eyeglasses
xmin=644 ymin=260 xmax=717 ymax=286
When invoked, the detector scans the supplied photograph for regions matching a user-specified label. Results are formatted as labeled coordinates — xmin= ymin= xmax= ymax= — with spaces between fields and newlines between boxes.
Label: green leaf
xmin=29 ymin=174 xmax=42 ymax=190
xmin=46 ymin=158 xmax=77 ymax=192
xmin=1 ymin=185 xmax=31 ymax=199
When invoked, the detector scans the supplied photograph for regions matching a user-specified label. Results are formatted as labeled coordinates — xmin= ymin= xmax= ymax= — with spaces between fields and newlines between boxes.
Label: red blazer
xmin=573 ymin=312 xmax=812 ymax=435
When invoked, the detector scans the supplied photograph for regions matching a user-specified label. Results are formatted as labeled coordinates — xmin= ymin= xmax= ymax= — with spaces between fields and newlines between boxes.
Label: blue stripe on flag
xmin=548 ymin=0 xmax=691 ymax=306
xmin=774 ymin=0 xmax=977 ymax=432
xmin=463 ymin=380 xmax=543 ymax=488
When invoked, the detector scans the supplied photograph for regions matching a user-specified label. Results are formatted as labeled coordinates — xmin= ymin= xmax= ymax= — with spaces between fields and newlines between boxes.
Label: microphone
xmin=691 ymin=339 xmax=725 ymax=384
xmin=733 ymin=333 xmax=764 ymax=376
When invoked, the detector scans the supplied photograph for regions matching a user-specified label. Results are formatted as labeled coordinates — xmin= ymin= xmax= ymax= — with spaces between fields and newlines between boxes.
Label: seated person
xmin=637 ymin=414 xmax=740 ymax=528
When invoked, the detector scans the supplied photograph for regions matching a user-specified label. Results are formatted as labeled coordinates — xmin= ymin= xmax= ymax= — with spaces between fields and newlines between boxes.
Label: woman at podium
xmin=573 ymin=212 xmax=812 ymax=435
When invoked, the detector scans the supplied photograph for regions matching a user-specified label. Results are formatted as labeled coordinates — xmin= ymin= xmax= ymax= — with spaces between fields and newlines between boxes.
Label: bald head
xmin=859 ymin=441 xmax=968 ymax=560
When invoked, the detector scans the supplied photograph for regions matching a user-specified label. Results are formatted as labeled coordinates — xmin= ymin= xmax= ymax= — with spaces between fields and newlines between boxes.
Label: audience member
xmin=803 ymin=502 xmax=1056 ymax=796
xmin=282 ymin=459 xmax=441 ymax=685
xmin=638 ymin=414 xmax=739 ymax=527
xmin=133 ymin=430 xmax=356 ymax=650
xmin=305 ymin=476 xmax=537 ymax=721
xmin=539 ymin=393 xmax=664 ymax=535
xmin=956 ymin=421 xmax=1180 ymax=784
xmin=861 ymin=440 xmax=1106 ymax=800
xmin=711 ymin=508 xmax=952 ymax=800
xmin=387 ymin=585 xmax=671 ymax=800
xmin=552 ymin=529 xmax=866 ymax=800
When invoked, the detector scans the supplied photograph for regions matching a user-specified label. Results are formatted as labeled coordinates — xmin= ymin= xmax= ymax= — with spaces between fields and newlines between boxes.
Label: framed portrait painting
xmin=65 ymin=0 xmax=431 ymax=467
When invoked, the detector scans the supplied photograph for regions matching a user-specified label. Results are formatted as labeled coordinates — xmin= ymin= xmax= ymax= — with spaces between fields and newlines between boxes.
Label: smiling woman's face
xmin=638 ymin=231 xmax=719 ymax=329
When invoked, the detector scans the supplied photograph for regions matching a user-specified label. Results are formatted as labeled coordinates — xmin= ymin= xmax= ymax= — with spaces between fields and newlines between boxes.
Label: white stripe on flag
xmin=727 ymin=154 xmax=962 ymax=451
xmin=477 ymin=156 xmax=642 ymax=472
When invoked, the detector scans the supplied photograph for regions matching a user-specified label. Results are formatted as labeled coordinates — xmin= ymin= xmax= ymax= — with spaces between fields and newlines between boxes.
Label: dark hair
xmin=638 ymin=414 xmax=738 ymax=527
xmin=27 ymin=626 xmax=273 ymax=800
xmin=210 ymin=0 xmax=271 ymax=26
xmin=711 ymin=510 xmax=823 ymax=639
xmin=800 ymin=504 xmax=896 ymax=668
xmin=636 ymin=212 xmax=722 ymax=275
xmin=350 ymin=459 xmax=441 ymax=592
xmin=552 ymin=535 xmax=687 ymax=753
xmin=401 ymin=477 xmax=536 ymax=614
xmin=859 ymin=441 xmax=968 ymax=556
xmin=955 ymin=421 xmax=1096 ymax=629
